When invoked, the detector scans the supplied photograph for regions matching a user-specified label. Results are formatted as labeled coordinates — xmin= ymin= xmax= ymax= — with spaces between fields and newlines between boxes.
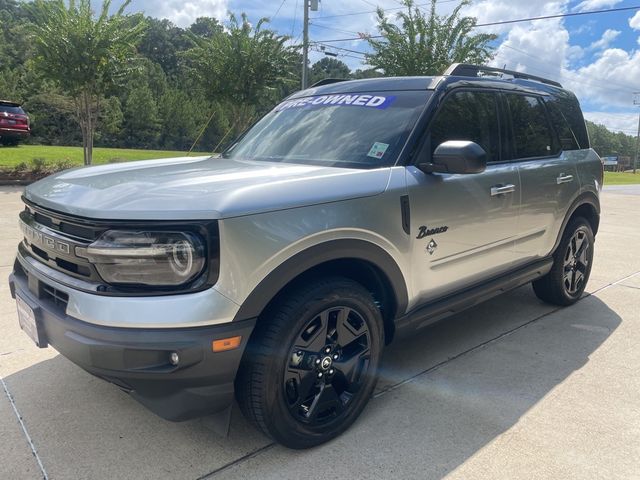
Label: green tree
xmin=24 ymin=93 xmax=81 ymax=145
xmin=122 ymin=84 xmax=160 ymax=148
xmin=352 ymin=68 xmax=383 ymax=79
xmin=158 ymin=88 xmax=209 ymax=150
xmin=185 ymin=13 xmax=297 ymax=136
xmin=29 ymin=0 xmax=146 ymax=164
xmin=96 ymin=96 xmax=123 ymax=145
xmin=309 ymin=57 xmax=351 ymax=85
xmin=366 ymin=0 xmax=497 ymax=76
xmin=189 ymin=17 xmax=223 ymax=39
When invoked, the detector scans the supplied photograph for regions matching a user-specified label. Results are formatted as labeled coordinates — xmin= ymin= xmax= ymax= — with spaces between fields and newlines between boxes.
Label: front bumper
xmin=9 ymin=269 xmax=256 ymax=421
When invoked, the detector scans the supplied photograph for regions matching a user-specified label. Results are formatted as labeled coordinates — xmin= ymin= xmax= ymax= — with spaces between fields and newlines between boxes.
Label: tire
xmin=235 ymin=277 xmax=384 ymax=449
xmin=532 ymin=217 xmax=594 ymax=306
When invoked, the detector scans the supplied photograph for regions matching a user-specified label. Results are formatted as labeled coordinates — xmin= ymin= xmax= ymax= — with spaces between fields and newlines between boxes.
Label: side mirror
xmin=418 ymin=140 xmax=487 ymax=175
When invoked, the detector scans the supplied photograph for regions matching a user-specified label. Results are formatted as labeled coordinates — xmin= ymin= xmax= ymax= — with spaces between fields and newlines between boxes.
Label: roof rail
xmin=0 ymin=100 xmax=21 ymax=107
xmin=443 ymin=63 xmax=562 ymax=88
xmin=309 ymin=78 xmax=349 ymax=88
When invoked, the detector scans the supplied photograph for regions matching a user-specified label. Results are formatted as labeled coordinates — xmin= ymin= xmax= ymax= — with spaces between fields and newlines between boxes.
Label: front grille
xmin=41 ymin=283 xmax=69 ymax=310
xmin=30 ymin=207 xmax=103 ymax=241
xmin=19 ymin=204 xmax=103 ymax=282
xmin=17 ymin=199 xmax=220 ymax=296
xmin=14 ymin=258 xmax=69 ymax=313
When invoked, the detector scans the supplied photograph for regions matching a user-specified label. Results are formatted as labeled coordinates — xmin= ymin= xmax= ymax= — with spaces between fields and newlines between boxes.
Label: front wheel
xmin=532 ymin=217 xmax=595 ymax=306
xmin=235 ymin=277 xmax=384 ymax=449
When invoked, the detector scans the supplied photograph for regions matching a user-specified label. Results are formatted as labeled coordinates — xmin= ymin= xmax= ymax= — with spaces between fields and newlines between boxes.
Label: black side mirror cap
xmin=418 ymin=140 xmax=487 ymax=175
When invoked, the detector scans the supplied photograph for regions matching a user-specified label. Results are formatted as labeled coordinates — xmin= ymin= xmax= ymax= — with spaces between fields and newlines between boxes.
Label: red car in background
xmin=0 ymin=100 xmax=30 ymax=145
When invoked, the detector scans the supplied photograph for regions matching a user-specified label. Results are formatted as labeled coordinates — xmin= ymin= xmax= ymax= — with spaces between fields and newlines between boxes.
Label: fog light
xmin=169 ymin=352 xmax=180 ymax=366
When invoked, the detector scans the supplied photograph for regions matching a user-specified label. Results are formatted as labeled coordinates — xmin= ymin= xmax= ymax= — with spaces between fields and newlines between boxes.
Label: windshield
xmin=225 ymin=91 xmax=429 ymax=168
xmin=0 ymin=105 xmax=25 ymax=114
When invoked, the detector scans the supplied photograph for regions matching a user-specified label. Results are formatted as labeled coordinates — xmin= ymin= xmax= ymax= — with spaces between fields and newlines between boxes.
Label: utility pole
xmin=302 ymin=0 xmax=309 ymax=90
xmin=301 ymin=0 xmax=319 ymax=90
xmin=634 ymin=92 xmax=640 ymax=174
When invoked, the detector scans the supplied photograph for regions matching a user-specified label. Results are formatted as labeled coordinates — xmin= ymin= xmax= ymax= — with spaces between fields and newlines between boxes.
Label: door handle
xmin=490 ymin=184 xmax=516 ymax=196
xmin=557 ymin=174 xmax=574 ymax=184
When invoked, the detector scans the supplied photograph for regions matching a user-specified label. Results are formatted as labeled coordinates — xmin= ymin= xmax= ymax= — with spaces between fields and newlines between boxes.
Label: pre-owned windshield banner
xmin=275 ymin=94 xmax=397 ymax=112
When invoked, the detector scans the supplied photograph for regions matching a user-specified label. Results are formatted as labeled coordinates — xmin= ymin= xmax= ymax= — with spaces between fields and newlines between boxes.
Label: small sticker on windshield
xmin=367 ymin=142 xmax=389 ymax=159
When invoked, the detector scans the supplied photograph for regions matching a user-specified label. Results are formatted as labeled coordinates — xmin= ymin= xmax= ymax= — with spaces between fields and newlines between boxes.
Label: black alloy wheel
xmin=236 ymin=277 xmax=384 ymax=449
xmin=562 ymin=229 xmax=591 ymax=296
xmin=284 ymin=305 xmax=371 ymax=425
xmin=532 ymin=217 xmax=594 ymax=306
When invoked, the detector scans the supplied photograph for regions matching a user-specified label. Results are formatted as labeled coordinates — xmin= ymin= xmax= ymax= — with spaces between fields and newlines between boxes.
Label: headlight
xmin=83 ymin=230 xmax=206 ymax=287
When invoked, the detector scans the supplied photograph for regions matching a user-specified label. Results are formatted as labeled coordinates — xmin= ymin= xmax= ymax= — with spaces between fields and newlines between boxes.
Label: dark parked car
xmin=0 ymin=100 xmax=30 ymax=145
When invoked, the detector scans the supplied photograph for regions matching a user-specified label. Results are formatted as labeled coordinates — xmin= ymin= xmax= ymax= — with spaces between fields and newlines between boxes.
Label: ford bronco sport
xmin=9 ymin=64 xmax=602 ymax=448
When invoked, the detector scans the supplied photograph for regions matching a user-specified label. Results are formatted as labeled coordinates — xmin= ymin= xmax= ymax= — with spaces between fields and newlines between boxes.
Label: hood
xmin=24 ymin=156 xmax=392 ymax=220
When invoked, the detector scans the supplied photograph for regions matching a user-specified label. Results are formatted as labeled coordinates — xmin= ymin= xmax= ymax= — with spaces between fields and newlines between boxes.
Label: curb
xmin=0 ymin=180 xmax=32 ymax=186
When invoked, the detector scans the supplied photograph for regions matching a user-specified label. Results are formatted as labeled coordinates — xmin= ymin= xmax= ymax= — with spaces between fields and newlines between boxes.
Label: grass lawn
xmin=604 ymin=171 xmax=640 ymax=185
xmin=0 ymin=144 xmax=209 ymax=168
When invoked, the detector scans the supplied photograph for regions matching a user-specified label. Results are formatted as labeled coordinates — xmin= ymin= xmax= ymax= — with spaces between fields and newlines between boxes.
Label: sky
xmin=118 ymin=0 xmax=640 ymax=135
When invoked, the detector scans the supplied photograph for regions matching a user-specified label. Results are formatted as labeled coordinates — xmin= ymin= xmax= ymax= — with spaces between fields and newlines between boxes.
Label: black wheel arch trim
xmin=552 ymin=191 xmax=600 ymax=254
xmin=233 ymin=239 xmax=409 ymax=322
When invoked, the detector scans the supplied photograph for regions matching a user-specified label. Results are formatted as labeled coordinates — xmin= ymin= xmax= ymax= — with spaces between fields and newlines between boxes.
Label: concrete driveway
xmin=1 ymin=185 xmax=639 ymax=480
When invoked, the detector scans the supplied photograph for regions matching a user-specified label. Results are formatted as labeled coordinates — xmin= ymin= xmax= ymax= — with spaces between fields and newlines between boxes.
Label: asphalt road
xmin=1 ymin=185 xmax=639 ymax=480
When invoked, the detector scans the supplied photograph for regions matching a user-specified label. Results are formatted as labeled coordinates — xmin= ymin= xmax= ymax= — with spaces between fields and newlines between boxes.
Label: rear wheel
xmin=235 ymin=277 xmax=384 ymax=449
xmin=532 ymin=217 xmax=594 ymax=306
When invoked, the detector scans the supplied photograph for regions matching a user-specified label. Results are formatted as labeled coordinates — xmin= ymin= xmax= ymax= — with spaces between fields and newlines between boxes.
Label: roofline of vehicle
xmin=286 ymin=75 xmax=567 ymax=101
xmin=0 ymin=100 xmax=22 ymax=107
xmin=443 ymin=63 xmax=563 ymax=88
xmin=288 ymin=63 xmax=567 ymax=101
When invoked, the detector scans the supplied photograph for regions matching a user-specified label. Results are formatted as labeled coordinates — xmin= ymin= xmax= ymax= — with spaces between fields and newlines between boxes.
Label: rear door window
xmin=506 ymin=94 xmax=557 ymax=159
xmin=428 ymin=90 xmax=500 ymax=162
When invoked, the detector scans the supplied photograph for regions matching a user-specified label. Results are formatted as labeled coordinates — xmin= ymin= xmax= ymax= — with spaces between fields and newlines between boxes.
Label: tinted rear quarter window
xmin=545 ymin=93 xmax=589 ymax=149
xmin=545 ymin=99 xmax=579 ymax=150
xmin=507 ymin=94 xmax=555 ymax=159
xmin=429 ymin=90 xmax=500 ymax=162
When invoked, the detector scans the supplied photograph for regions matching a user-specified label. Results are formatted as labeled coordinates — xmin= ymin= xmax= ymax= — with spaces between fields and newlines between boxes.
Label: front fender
xmin=232 ymin=238 xmax=409 ymax=321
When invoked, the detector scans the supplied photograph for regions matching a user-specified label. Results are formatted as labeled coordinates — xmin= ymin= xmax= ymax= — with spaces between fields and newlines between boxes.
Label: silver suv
xmin=9 ymin=64 xmax=602 ymax=448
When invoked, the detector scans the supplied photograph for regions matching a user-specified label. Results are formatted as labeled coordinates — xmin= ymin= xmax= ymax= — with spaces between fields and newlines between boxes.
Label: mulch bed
xmin=0 ymin=171 xmax=51 ymax=186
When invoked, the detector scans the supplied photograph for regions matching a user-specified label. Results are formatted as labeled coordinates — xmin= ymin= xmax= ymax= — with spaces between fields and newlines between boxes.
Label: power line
xmin=310 ymin=44 xmax=367 ymax=61
xmin=271 ymin=0 xmax=287 ymax=21
xmin=309 ymin=22 xmax=360 ymax=36
xmin=313 ymin=42 xmax=368 ymax=56
xmin=500 ymin=44 xmax=637 ymax=93
xmin=476 ymin=4 xmax=640 ymax=28
xmin=341 ymin=53 xmax=369 ymax=60
xmin=356 ymin=0 xmax=379 ymax=8
xmin=312 ymin=0 xmax=459 ymax=20
xmin=317 ymin=5 xmax=640 ymax=42
xmin=309 ymin=39 xmax=637 ymax=93
xmin=290 ymin=0 xmax=298 ymax=38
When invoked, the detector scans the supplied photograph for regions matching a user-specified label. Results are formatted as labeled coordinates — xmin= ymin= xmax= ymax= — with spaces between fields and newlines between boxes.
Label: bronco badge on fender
xmin=416 ymin=225 xmax=449 ymax=239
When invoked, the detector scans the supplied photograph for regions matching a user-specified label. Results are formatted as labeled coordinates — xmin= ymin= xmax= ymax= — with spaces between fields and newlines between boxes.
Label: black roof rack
xmin=443 ymin=63 xmax=562 ymax=88
xmin=309 ymin=78 xmax=349 ymax=88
